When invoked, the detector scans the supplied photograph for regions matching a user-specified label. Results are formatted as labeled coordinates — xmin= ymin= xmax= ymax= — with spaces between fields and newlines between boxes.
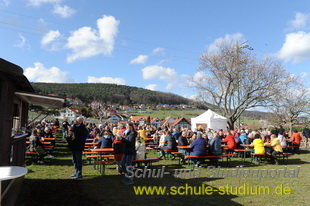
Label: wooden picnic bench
xmin=94 ymin=157 xmax=159 ymax=175
xmin=185 ymin=153 xmax=236 ymax=168
xmin=86 ymin=154 xmax=114 ymax=164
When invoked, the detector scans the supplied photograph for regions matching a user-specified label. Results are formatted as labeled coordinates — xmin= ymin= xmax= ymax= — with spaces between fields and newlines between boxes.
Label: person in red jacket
xmin=222 ymin=131 xmax=237 ymax=152
xmin=292 ymin=130 xmax=302 ymax=154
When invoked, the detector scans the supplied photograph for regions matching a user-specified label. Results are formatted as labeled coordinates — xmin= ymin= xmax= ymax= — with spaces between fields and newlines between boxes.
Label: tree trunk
xmin=289 ymin=122 xmax=293 ymax=138
xmin=228 ymin=118 xmax=234 ymax=130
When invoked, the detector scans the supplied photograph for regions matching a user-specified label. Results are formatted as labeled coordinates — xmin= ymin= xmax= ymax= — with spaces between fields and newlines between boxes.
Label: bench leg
xmin=100 ymin=163 xmax=106 ymax=175
xmin=187 ymin=158 xmax=194 ymax=170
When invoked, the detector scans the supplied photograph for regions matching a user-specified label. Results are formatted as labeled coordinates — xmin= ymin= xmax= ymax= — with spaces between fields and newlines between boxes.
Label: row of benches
xmin=163 ymin=149 xmax=294 ymax=167
xmin=94 ymin=158 xmax=159 ymax=175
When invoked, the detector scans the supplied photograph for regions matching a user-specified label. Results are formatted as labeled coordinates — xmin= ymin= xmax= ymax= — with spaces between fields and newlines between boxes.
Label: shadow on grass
xmin=17 ymin=170 xmax=243 ymax=206
xmin=17 ymin=178 xmax=99 ymax=206
xmin=25 ymin=157 xmax=92 ymax=166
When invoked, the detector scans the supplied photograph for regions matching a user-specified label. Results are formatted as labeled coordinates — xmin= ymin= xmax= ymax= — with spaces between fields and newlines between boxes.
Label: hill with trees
xmin=31 ymin=83 xmax=192 ymax=106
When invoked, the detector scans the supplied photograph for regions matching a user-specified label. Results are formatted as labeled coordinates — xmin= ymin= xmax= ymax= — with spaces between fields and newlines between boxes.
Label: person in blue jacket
xmin=239 ymin=130 xmax=248 ymax=145
xmin=190 ymin=132 xmax=208 ymax=167
xmin=209 ymin=132 xmax=222 ymax=167
xmin=97 ymin=131 xmax=113 ymax=148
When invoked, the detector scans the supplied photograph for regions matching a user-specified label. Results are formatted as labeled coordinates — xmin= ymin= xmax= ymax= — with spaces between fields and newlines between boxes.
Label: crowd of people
xmin=64 ymin=120 xmax=310 ymax=168
xmin=26 ymin=117 xmax=310 ymax=184
xmin=26 ymin=119 xmax=58 ymax=164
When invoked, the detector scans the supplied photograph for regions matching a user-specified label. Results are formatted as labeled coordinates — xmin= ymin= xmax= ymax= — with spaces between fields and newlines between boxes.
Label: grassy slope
xmin=131 ymin=109 xmax=206 ymax=119
xmin=17 ymin=130 xmax=310 ymax=206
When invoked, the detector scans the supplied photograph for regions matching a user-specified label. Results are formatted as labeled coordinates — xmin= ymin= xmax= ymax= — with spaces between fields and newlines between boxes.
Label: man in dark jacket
xmin=62 ymin=119 xmax=70 ymax=141
xmin=178 ymin=131 xmax=189 ymax=146
xmin=209 ymin=133 xmax=222 ymax=167
xmin=302 ymin=127 xmax=310 ymax=148
xmin=121 ymin=123 xmax=137 ymax=185
xmin=69 ymin=117 xmax=88 ymax=179
xmin=178 ymin=131 xmax=189 ymax=164
xmin=190 ymin=132 xmax=208 ymax=166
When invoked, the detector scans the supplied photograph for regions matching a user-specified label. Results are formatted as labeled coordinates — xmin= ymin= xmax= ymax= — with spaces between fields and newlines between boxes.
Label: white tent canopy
xmin=191 ymin=109 xmax=227 ymax=131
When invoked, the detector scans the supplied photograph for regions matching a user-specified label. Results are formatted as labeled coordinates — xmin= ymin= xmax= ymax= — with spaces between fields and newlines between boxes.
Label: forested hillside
xmin=31 ymin=83 xmax=191 ymax=105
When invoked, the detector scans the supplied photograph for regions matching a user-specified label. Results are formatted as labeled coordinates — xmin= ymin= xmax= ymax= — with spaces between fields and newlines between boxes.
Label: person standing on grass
xmin=113 ymin=132 xmax=124 ymax=173
xmin=62 ymin=119 xmax=70 ymax=141
xmin=302 ymin=127 xmax=310 ymax=148
xmin=68 ymin=117 xmax=88 ymax=179
xmin=121 ymin=122 xmax=137 ymax=185
xmin=292 ymin=130 xmax=302 ymax=154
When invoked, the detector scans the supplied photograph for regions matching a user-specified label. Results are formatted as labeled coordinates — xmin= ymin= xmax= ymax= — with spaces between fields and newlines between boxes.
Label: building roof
xmin=161 ymin=116 xmax=174 ymax=126
xmin=15 ymin=92 xmax=65 ymax=109
xmin=130 ymin=115 xmax=149 ymax=122
xmin=68 ymin=107 xmax=81 ymax=114
xmin=172 ymin=117 xmax=191 ymax=127
xmin=0 ymin=58 xmax=34 ymax=92
xmin=151 ymin=117 xmax=160 ymax=124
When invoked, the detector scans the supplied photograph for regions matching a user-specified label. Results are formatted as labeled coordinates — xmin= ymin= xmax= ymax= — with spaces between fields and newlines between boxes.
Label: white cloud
xmin=142 ymin=65 xmax=177 ymax=80
xmin=130 ymin=55 xmax=148 ymax=64
xmin=53 ymin=4 xmax=75 ymax=18
xmin=145 ymin=84 xmax=157 ymax=91
xmin=66 ymin=15 xmax=120 ymax=63
xmin=142 ymin=65 xmax=178 ymax=90
xmin=187 ymin=71 xmax=207 ymax=87
xmin=278 ymin=31 xmax=310 ymax=63
xmin=41 ymin=30 xmax=62 ymax=50
xmin=3 ymin=0 xmax=10 ymax=7
xmin=182 ymin=94 xmax=198 ymax=100
xmin=24 ymin=62 xmax=75 ymax=83
xmin=193 ymin=71 xmax=206 ymax=82
xmin=13 ymin=33 xmax=27 ymax=49
xmin=152 ymin=47 xmax=165 ymax=55
xmin=87 ymin=76 xmax=125 ymax=85
xmin=27 ymin=0 xmax=62 ymax=7
xmin=289 ymin=12 xmax=310 ymax=30
xmin=207 ymin=33 xmax=245 ymax=53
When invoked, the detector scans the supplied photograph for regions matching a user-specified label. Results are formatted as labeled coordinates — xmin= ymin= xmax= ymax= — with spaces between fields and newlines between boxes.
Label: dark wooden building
xmin=0 ymin=58 xmax=33 ymax=167
xmin=0 ymin=58 xmax=64 ymax=205
xmin=0 ymin=58 xmax=64 ymax=167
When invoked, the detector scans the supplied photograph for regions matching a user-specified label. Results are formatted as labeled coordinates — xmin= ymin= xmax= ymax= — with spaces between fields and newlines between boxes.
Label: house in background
xmin=59 ymin=107 xmax=82 ymax=120
xmin=129 ymin=115 xmax=150 ymax=125
xmin=122 ymin=106 xmax=135 ymax=113
xmin=151 ymin=117 xmax=161 ymax=127
xmin=172 ymin=117 xmax=191 ymax=129
xmin=161 ymin=116 xmax=175 ymax=127
xmin=65 ymin=98 xmax=74 ymax=105
xmin=108 ymin=114 xmax=128 ymax=124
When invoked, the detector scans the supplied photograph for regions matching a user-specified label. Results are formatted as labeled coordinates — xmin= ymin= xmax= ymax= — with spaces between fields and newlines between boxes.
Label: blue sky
xmin=0 ymin=0 xmax=309 ymax=98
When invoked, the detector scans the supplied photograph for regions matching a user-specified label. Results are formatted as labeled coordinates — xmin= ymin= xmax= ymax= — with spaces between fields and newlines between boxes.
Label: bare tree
xmin=270 ymin=76 xmax=310 ymax=136
xmin=90 ymin=100 xmax=108 ymax=122
xmin=188 ymin=41 xmax=289 ymax=129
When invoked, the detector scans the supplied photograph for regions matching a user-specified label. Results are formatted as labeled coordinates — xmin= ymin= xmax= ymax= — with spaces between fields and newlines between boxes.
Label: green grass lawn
xmin=131 ymin=109 xmax=206 ymax=119
xmin=17 ymin=131 xmax=310 ymax=206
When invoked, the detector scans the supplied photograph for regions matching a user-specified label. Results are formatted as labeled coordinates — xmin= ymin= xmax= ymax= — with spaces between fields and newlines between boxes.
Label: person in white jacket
xmin=278 ymin=133 xmax=287 ymax=147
